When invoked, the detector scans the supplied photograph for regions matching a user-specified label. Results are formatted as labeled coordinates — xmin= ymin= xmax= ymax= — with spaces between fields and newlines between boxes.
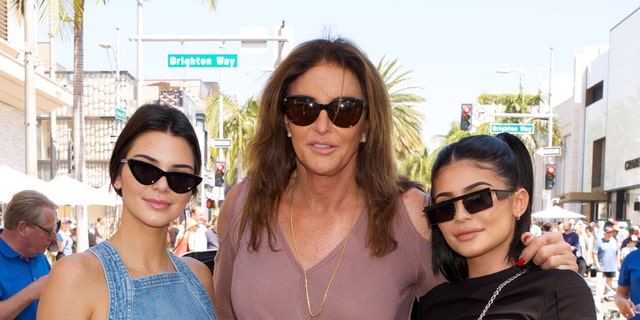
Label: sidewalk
xmin=584 ymin=274 xmax=620 ymax=319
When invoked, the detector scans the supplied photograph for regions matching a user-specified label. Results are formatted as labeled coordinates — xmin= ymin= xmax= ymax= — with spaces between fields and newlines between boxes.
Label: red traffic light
xmin=546 ymin=165 xmax=556 ymax=175
xmin=460 ymin=104 xmax=473 ymax=131
xmin=545 ymin=164 xmax=556 ymax=190
xmin=216 ymin=162 xmax=225 ymax=171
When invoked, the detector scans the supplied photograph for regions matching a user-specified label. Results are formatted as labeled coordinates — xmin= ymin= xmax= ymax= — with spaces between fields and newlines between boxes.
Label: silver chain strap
xmin=477 ymin=268 xmax=528 ymax=320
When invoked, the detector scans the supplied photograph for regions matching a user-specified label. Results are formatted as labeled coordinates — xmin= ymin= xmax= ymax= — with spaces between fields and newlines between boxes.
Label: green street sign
xmin=489 ymin=123 xmax=534 ymax=134
xmin=167 ymin=54 xmax=238 ymax=68
xmin=115 ymin=108 xmax=127 ymax=121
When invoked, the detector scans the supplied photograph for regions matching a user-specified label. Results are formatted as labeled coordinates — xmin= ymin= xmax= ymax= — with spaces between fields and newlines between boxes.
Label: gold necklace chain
xmin=289 ymin=180 xmax=359 ymax=318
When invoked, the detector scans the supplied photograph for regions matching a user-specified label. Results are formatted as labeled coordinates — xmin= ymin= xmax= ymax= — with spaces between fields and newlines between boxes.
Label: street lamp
xmin=99 ymin=27 xmax=121 ymax=120
xmin=496 ymin=64 xmax=553 ymax=148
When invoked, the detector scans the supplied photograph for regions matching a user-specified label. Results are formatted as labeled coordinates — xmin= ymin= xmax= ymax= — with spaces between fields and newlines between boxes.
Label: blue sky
xmin=43 ymin=0 xmax=640 ymax=148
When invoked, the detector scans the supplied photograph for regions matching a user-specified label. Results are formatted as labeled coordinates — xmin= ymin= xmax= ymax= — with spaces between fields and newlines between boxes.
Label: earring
xmin=516 ymin=214 xmax=521 ymax=221
xmin=287 ymin=132 xmax=292 ymax=138
xmin=360 ymin=136 xmax=367 ymax=143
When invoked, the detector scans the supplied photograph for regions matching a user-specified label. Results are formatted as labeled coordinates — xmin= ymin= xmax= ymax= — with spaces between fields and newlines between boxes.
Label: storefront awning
xmin=557 ymin=192 xmax=608 ymax=203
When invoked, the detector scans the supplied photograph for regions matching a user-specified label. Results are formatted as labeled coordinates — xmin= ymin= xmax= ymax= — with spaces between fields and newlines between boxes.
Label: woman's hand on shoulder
xmin=37 ymin=252 xmax=106 ymax=319
xmin=519 ymin=231 xmax=578 ymax=271
xmin=402 ymin=187 xmax=431 ymax=240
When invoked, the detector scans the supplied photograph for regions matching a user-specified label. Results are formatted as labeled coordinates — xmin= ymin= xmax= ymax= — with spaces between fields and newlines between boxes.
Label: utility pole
xmin=24 ymin=0 xmax=37 ymax=175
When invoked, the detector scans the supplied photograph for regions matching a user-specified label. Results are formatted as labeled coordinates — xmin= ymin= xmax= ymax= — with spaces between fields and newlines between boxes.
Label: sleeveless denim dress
xmin=89 ymin=241 xmax=215 ymax=319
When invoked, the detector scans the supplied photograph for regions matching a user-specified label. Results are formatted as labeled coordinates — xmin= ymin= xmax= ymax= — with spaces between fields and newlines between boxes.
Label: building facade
xmin=555 ymin=7 xmax=640 ymax=225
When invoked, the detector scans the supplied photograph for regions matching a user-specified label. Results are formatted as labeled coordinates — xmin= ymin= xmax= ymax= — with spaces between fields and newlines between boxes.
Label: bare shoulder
xmin=401 ymin=187 xmax=432 ymax=240
xmin=39 ymin=251 xmax=108 ymax=319
xmin=181 ymin=256 xmax=215 ymax=301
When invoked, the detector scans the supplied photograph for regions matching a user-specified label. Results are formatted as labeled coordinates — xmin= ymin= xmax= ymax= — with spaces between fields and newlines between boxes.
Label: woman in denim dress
xmin=38 ymin=104 xmax=215 ymax=319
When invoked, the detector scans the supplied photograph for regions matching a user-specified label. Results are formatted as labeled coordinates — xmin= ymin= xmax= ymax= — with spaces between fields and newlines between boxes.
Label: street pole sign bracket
xmin=536 ymin=146 xmax=562 ymax=157
xmin=210 ymin=138 xmax=232 ymax=148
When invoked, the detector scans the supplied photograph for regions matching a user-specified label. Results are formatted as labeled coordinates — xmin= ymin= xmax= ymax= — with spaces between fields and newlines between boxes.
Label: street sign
xmin=489 ymin=123 xmax=534 ymax=134
xmin=115 ymin=108 xmax=127 ymax=121
xmin=210 ymin=138 xmax=232 ymax=148
xmin=536 ymin=146 xmax=562 ymax=157
xmin=167 ymin=54 xmax=238 ymax=68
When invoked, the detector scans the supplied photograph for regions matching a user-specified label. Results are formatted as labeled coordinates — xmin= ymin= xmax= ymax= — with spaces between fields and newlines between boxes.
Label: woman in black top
xmin=417 ymin=133 xmax=596 ymax=319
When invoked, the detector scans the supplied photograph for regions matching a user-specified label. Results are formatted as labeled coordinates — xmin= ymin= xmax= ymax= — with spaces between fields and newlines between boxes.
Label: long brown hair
xmin=241 ymin=37 xmax=401 ymax=257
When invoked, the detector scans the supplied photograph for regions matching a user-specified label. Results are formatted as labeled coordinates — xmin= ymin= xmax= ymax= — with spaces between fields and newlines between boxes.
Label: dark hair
xmin=429 ymin=133 xmax=533 ymax=282
xmin=4 ymin=190 xmax=58 ymax=229
xmin=109 ymin=104 xmax=202 ymax=197
xmin=242 ymin=37 xmax=400 ymax=256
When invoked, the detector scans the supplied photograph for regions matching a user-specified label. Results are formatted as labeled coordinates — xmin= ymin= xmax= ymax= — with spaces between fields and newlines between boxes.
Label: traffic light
xmin=460 ymin=104 xmax=473 ymax=131
xmin=206 ymin=198 xmax=216 ymax=209
xmin=545 ymin=164 xmax=556 ymax=190
xmin=215 ymin=162 xmax=226 ymax=187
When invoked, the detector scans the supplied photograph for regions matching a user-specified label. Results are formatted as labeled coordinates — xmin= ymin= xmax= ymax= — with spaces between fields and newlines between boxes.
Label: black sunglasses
xmin=423 ymin=188 xmax=515 ymax=225
xmin=282 ymin=95 xmax=367 ymax=128
xmin=121 ymin=159 xmax=202 ymax=194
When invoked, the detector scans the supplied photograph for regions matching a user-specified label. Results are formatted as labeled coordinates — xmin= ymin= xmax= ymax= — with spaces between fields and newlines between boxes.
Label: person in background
xmin=37 ymin=104 xmax=215 ymax=319
xmin=621 ymin=235 xmax=638 ymax=261
xmin=541 ymin=222 xmax=553 ymax=234
xmin=416 ymin=133 xmax=595 ymax=319
xmin=615 ymin=247 xmax=640 ymax=319
xmin=205 ymin=216 xmax=219 ymax=250
xmin=167 ymin=219 xmax=180 ymax=249
xmin=594 ymin=226 xmax=621 ymax=299
xmin=213 ymin=37 xmax=577 ymax=319
xmin=174 ymin=218 xmax=199 ymax=256
xmin=55 ymin=218 xmax=73 ymax=260
xmin=529 ymin=217 xmax=541 ymax=237
xmin=189 ymin=205 xmax=208 ymax=251
xmin=0 ymin=190 xmax=58 ymax=320
xmin=94 ymin=216 xmax=106 ymax=244
xmin=561 ymin=221 xmax=580 ymax=256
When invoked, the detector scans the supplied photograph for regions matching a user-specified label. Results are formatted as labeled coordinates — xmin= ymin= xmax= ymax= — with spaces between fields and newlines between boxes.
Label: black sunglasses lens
xmin=127 ymin=160 xmax=201 ymax=193
xmin=129 ymin=160 xmax=162 ymax=185
xmin=462 ymin=190 xmax=494 ymax=214
xmin=284 ymin=97 xmax=319 ymax=126
xmin=329 ymin=100 xmax=365 ymax=128
xmin=166 ymin=173 xmax=202 ymax=194
xmin=426 ymin=202 xmax=456 ymax=225
xmin=283 ymin=97 xmax=364 ymax=128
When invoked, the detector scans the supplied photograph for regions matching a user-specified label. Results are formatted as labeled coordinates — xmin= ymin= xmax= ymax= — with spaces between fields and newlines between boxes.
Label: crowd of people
xmin=1 ymin=36 xmax=597 ymax=319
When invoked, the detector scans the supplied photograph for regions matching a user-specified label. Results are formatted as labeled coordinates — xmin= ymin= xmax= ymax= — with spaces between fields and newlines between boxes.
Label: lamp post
xmin=497 ymin=48 xmax=555 ymax=209
xmin=99 ymin=27 xmax=121 ymax=124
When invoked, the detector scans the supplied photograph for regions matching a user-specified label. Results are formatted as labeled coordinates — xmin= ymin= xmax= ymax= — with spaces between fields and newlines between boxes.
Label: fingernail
xmin=517 ymin=257 xmax=526 ymax=266
xmin=523 ymin=235 xmax=531 ymax=243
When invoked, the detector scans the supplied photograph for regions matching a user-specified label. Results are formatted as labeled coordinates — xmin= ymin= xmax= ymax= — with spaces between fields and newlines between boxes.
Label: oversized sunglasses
xmin=121 ymin=159 xmax=202 ymax=194
xmin=423 ymin=188 xmax=515 ymax=225
xmin=282 ymin=95 xmax=367 ymax=128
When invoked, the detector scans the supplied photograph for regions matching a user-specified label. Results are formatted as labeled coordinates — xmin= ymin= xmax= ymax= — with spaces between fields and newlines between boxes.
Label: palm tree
xmin=398 ymin=147 xmax=430 ymax=190
xmin=17 ymin=0 xmax=218 ymax=252
xmin=377 ymin=57 xmax=426 ymax=162
xmin=477 ymin=91 xmax=562 ymax=159
xmin=206 ymin=95 xmax=259 ymax=187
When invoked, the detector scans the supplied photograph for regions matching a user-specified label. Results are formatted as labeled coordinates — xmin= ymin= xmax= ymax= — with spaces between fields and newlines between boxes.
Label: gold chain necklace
xmin=289 ymin=180 xmax=359 ymax=318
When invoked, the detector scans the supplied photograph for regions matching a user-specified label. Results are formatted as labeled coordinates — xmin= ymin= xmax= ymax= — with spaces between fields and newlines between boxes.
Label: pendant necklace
xmin=289 ymin=180 xmax=359 ymax=318
xmin=477 ymin=268 xmax=528 ymax=320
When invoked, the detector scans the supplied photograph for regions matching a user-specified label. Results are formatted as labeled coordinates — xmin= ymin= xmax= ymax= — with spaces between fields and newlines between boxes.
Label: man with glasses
xmin=0 ymin=190 xmax=58 ymax=320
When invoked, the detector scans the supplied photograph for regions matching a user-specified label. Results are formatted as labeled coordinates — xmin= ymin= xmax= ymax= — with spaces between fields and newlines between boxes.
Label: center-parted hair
xmin=429 ymin=133 xmax=533 ymax=282
xmin=241 ymin=37 xmax=401 ymax=257
xmin=109 ymin=104 xmax=202 ymax=197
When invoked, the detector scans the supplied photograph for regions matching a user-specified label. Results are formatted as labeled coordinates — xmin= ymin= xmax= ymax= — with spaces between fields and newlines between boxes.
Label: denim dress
xmin=89 ymin=241 xmax=215 ymax=319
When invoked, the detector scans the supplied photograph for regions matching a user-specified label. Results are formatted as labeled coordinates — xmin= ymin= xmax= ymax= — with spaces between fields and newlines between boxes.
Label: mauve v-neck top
xmin=213 ymin=180 xmax=442 ymax=319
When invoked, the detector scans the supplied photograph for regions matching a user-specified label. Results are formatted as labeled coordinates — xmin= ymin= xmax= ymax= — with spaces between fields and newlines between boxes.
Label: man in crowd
xmin=0 ymin=190 xmax=58 ymax=319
